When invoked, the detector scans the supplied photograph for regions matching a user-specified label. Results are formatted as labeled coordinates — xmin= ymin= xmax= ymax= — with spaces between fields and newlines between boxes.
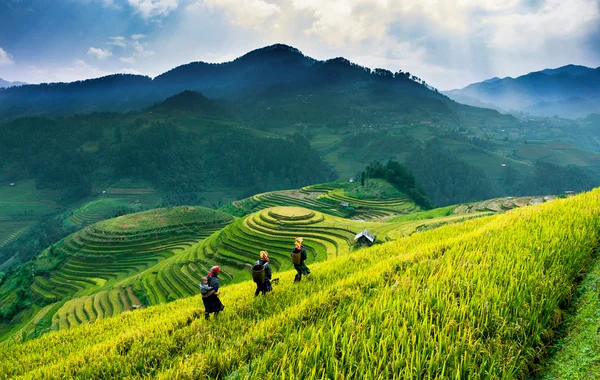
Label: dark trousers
xmin=254 ymin=279 xmax=272 ymax=296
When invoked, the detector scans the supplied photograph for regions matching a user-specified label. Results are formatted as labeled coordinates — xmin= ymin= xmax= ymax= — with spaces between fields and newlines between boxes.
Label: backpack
xmin=291 ymin=251 xmax=302 ymax=265
xmin=252 ymin=263 xmax=266 ymax=284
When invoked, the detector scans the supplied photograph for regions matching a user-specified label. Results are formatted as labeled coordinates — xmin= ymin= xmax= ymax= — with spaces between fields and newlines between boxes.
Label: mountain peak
xmin=246 ymin=43 xmax=303 ymax=56
xmin=540 ymin=64 xmax=593 ymax=77
xmin=237 ymin=44 xmax=306 ymax=62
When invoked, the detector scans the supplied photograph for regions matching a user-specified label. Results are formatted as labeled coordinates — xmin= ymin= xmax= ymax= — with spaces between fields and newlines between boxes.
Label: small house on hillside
xmin=9 ymin=183 xmax=15 ymax=187
xmin=565 ymin=190 xmax=577 ymax=197
xmin=339 ymin=202 xmax=349 ymax=208
xmin=355 ymin=229 xmax=375 ymax=246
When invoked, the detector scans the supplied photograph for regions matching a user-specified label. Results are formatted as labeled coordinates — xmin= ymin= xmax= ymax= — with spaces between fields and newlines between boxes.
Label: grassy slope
xmin=537 ymin=256 xmax=600 ymax=378
xmin=0 ymin=192 xmax=484 ymax=343
xmin=0 ymin=189 xmax=598 ymax=378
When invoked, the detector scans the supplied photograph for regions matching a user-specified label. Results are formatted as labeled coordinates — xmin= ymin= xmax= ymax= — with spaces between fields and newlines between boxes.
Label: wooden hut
xmin=354 ymin=229 xmax=375 ymax=246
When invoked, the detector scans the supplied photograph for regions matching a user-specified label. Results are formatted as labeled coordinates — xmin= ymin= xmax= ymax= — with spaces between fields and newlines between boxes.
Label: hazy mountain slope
xmin=444 ymin=65 xmax=600 ymax=118
xmin=0 ymin=78 xmax=26 ymax=88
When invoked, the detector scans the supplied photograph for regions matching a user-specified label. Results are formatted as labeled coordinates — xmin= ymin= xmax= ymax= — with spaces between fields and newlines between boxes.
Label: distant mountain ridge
xmin=0 ymin=43 xmax=447 ymax=118
xmin=0 ymin=78 xmax=26 ymax=88
xmin=444 ymin=64 xmax=600 ymax=118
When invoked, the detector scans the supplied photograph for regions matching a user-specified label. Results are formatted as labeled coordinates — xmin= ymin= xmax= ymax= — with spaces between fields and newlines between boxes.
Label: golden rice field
xmin=1 ymin=188 xmax=598 ymax=379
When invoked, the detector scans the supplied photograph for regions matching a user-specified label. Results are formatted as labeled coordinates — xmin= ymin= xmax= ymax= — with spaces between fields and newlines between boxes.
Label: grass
xmin=0 ymin=189 xmax=598 ymax=378
xmin=537 ymin=253 xmax=600 ymax=379
xmin=343 ymin=178 xmax=407 ymax=200
xmin=387 ymin=205 xmax=456 ymax=223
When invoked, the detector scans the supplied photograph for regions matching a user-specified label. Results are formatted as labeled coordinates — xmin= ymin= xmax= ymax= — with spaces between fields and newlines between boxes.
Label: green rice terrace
xmin=221 ymin=179 xmax=421 ymax=221
xmin=0 ymin=189 xmax=599 ymax=378
xmin=0 ymin=181 xmax=499 ymax=343
xmin=0 ymin=207 xmax=234 ymax=341
xmin=66 ymin=181 xmax=162 ymax=228
xmin=0 ymin=180 xmax=63 ymax=249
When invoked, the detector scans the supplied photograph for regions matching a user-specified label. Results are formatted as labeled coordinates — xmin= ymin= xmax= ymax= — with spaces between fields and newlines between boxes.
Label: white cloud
xmin=0 ymin=47 xmax=15 ymax=65
xmin=120 ymin=41 xmax=155 ymax=63
xmin=87 ymin=47 xmax=113 ymax=60
xmin=127 ymin=0 xmax=178 ymax=19
xmin=131 ymin=34 xmax=147 ymax=40
xmin=108 ymin=36 xmax=128 ymax=48
xmin=191 ymin=0 xmax=280 ymax=28
xmin=291 ymin=0 xmax=387 ymax=45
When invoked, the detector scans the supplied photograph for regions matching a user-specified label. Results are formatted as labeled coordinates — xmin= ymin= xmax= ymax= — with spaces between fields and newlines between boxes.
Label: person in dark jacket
xmin=254 ymin=251 xmax=272 ymax=296
xmin=291 ymin=237 xmax=311 ymax=282
xmin=203 ymin=266 xmax=225 ymax=320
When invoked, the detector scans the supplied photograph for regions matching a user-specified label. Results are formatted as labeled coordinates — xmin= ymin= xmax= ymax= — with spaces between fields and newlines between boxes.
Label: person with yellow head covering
xmin=291 ymin=237 xmax=311 ymax=282
xmin=253 ymin=250 xmax=272 ymax=296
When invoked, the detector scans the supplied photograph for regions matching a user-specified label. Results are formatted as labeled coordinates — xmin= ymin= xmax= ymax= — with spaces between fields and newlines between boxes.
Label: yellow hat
xmin=295 ymin=237 xmax=303 ymax=243
xmin=260 ymin=251 xmax=269 ymax=260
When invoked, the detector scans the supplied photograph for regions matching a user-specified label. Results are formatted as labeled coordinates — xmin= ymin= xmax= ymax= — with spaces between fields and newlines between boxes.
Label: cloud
xmin=120 ymin=41 xmax=155 ymax=63
xmin=87 ymin=47 xmax=113 ymax=60
xmin=108 ymin=36 xmax=128 ymax=48
xmin=291 ymin=0 xmax=388 ymax=45
xmin=127 ymin=0 xmax=178 ymax=19
xmin=191 ymin=0 xmax=280 ymax=28
xmin=0 ymin=47 xmax=15 ymax=65
xmin=131 ymin=34 xmax=147 ymax=40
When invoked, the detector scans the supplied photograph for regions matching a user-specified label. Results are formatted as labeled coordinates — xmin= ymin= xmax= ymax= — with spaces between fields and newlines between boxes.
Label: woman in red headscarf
xmin=203 ymin=266 xmax=225 ymax=320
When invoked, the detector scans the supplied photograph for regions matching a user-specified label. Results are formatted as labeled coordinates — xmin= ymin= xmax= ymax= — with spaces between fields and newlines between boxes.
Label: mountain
xmin=148 ymin=90 xmax=228 ymax=118
xmin=0 ymin=77 xmax=26 ymax=88
xmin=0 ymin=44 xmax=470 ymax=121
xmin=444 ymin=65 xmax=600 ymax=118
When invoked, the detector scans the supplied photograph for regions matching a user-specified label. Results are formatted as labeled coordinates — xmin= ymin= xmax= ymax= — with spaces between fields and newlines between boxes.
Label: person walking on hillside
xmin=203 ymin=266 xmax=225 ymax=320
xmin=253 ymin=251 xmax=272 ymax=296
xmin=291 ymin=237 xmax=310 ymax=282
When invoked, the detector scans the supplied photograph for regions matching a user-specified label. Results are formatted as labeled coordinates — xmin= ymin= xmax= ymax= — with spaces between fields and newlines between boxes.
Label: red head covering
xmin=208 ymin=266 xmax=221 ymax=277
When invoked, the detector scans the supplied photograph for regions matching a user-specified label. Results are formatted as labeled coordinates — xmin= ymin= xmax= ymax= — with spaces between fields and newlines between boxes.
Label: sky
xmin=0 ymin=0 xmax=599 ymax=90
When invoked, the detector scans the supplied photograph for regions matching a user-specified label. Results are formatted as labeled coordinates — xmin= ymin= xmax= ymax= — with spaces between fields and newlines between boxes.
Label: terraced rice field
xmin=228 ymin=183 xmax=421 ymax=221
xmin=0 ymin=220 xmax=33 ymax=248
xmin=184 ymin=206 xmax=488 ymax=283
xmin=202 ymin=207 xmax=357 ymax=274
xmin=14 ymin=207 xmax=234 ymax=338
xmin=67 ymin=186 xmax=161 ymax=227
xmin=0 ymin=180 xmax=63 ymax=248
xmin=6 ymin=198 xmax=492 ymax=341
xmin=2 ymin=189 xmax=599 ymax=378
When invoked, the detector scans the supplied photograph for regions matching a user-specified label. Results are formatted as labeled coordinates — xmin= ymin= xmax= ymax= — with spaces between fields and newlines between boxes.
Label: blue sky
xmin=0 ymin=0 xmax=599 ymax=89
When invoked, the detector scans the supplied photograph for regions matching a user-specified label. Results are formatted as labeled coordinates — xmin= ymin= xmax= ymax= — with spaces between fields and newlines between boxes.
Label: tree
xmin=361 ymin=171 xmax=365 ymax=186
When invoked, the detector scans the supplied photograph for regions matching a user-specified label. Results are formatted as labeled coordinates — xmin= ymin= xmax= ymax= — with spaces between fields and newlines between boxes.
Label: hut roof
xmin=354 ymin=229 xmax=375 ymax=242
